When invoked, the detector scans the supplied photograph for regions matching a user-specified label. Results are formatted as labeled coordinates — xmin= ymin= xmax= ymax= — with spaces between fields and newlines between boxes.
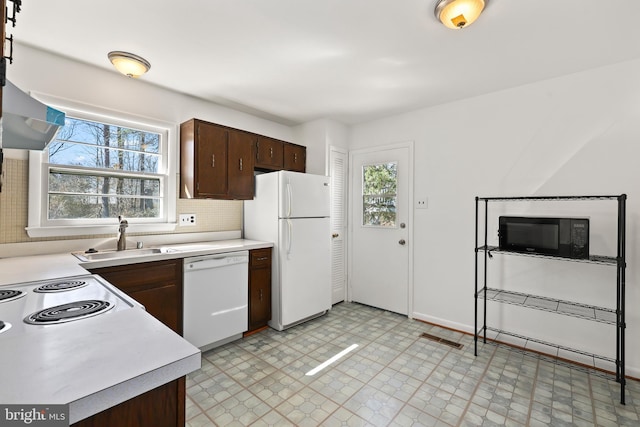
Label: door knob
xmin=399 ymin=239 xmax=406 ymax=245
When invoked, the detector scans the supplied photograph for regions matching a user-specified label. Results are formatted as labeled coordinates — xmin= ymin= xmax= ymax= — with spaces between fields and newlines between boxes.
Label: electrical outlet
xmin=179 ymin=213 xmax=197 ymax=226
xmin=416 ymin=198 xmax=428 ymax=209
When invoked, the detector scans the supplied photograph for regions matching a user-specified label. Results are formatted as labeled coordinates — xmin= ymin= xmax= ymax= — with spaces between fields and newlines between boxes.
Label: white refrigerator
xmin=244 ymin=170 xmax=331 ymax=330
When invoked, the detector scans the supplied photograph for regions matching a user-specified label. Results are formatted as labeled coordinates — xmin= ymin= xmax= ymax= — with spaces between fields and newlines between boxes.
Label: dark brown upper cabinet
xmin=284 ymin=143 xmax=306 ymax=173
xmin=180 ymin=119 xmax=255 ymax=200
xmin=180 ymin=119 xmax=306 ymax=199
xmin=227 ymin=130 xmax=256 ymax=199
xmin=255 ymin=136 xmax=284 ymax=170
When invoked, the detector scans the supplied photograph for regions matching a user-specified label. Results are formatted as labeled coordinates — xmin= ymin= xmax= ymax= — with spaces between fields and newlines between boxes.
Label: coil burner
xmin=0 ymin=289 xmax=26 ymax=303
xmin=24 ymin=300 xmax=113 ymax=325
xmin=33 ymin=280 xmax=88 ymax=293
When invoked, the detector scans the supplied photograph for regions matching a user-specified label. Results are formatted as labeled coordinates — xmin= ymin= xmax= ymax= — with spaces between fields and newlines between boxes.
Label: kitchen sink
xmin=73 ymin=242 xmax=239 ymax=262
xmin=73 ymin=248 xmax=165 ymax=262
xmin=161 ymin=243 xmax=226 ymax=252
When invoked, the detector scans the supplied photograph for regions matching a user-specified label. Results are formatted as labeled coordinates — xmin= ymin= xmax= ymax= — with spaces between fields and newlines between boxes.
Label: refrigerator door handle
xmin=287 ymin=219 xmax=293 ymax=257
xmin=286 ymin=181 xmax=292 ymax=218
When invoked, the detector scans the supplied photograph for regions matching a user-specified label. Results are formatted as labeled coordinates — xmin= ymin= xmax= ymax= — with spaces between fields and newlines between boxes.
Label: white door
xmin=330 ymin=147 xmax=348 ymax=304
xmin=278 ymin=171 xmax=330 ymax=218
xmin=279 ymin=217 xmax=331 ymax=327
xmin=349 ymin=143 xmax=412 ymax=315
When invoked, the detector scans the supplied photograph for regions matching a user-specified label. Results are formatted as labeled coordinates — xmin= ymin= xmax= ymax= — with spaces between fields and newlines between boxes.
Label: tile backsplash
xmin=0 ymin=158 xmax=243 ymax=244
xmin=0 ymin=158 xmax=29 ymax=243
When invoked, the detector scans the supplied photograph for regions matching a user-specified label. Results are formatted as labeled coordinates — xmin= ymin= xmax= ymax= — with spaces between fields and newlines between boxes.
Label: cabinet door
xmin=249 ymin=267 xmax=271 ymax=331
xmin=255 ymin=136 xmax=284 ymax=170
xmin=127 ymin=284 xmax=181 ymax=334
xmin=71 ymin=378 xmax=185 ymax=427
xmin=228 ymin=130 xmax=256 ymax=199
xmin=248 ymin=248 xmax=272 ymax=331
xmin=195 ymin=122 xmax=228 ymax=197
xmin=284 ymin=143 xmax=306 ymax=172
xmin=89 ymin=259 xmax=183 ymax=334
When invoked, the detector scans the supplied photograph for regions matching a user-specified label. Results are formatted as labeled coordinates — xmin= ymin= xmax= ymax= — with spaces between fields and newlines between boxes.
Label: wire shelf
xmin=476 ymin=337 xmax=618 ymax=381
xmin=480 ymin=327 xmax=616 ymax=364
xmin=477 ymin=246 xmax=618 ymax=265
xmin=476 ymin=195 xmax=624 ymax=202
xmin=478 ymin=287 xmax=616 ymax=324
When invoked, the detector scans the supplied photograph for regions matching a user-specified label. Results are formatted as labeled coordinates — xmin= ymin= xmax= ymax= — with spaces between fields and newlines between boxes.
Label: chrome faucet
xmin=117 ymin=216 xmax=128 ymax=251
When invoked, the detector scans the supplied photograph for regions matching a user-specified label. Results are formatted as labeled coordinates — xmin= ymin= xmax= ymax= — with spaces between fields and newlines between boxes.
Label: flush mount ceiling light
xmin=435 ymin=0 xmax=486 ymax=29
xmin=107 ymin=51 xmax=151 ymax=78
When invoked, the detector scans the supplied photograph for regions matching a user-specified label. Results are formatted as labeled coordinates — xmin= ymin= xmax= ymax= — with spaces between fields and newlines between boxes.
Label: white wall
xmin=294 ymin=118 xmax=348 ymax=175
xmin=7 ymin=43 xmax=350 ymax=176
xmin=350 ymin=59 xmax=640 ymax=376
xmin=6 ymin=42 xmax=295 ymax=161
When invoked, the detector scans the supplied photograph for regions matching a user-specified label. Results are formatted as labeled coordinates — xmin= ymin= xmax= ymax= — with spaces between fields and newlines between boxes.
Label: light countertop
xmin=0 ymin=238 xmax=273 ymax=423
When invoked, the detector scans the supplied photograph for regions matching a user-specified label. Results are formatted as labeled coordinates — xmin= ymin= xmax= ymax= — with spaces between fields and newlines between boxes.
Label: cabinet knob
xmin=239 ymin=158 xmax=243 ymax=171
xmin=332 ymin=233 xmax=339 ymax=238
xmin=269 ymin=147 xmax=273 ymax=158
xmin=211 ymin=154 xmax=215 ymax=168
xmin=399 ymin=239 xmax=406 ymax=245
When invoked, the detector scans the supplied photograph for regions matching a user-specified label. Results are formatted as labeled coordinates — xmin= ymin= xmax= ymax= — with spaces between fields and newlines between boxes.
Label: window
xmin=28 ymin=99 xmax=176 ymax=237
xmin=362 ymin=162 xmax=397 ymax=227
xmin=48 ymin=117 xmax=163 ymax=220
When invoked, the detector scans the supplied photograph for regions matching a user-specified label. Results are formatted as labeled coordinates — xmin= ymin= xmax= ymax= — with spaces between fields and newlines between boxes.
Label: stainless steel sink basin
xmin=73 ymin=248 xmax=164 ymax=262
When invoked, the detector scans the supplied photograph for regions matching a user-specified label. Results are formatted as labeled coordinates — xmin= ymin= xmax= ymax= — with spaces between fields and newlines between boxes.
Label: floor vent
xmin=420 ymin=332 xmax=463 ymax=349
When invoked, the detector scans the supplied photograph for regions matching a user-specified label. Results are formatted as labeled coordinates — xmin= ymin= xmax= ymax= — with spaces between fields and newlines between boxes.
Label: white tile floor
xmin=185 ymin=302 xmax=639 ymax=426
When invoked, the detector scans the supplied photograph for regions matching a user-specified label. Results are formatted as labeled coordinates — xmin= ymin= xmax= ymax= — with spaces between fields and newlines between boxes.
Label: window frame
xmin=361 ymin=161 xmax=398 ymax=228
xmin=27 ymin=94 xmax=177 ymax=238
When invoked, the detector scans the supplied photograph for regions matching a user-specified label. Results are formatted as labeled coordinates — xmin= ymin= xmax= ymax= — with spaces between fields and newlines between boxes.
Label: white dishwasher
xmin=183 ymin=251 xmax=249 ymax=350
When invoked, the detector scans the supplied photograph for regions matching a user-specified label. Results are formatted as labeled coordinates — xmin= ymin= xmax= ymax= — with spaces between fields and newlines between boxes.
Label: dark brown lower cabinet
xmin=248 ymin=248 xmax=272 ymax=332
xmin=86 ymin=259 xmax=185 ymax=426
xmin=71 ymin=377 xmax=185 ymax=427
xmin=89 ymin=259 xmax=183 ymax=334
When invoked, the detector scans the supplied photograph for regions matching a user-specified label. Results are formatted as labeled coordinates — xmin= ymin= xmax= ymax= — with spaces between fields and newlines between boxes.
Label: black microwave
xmin=498 ymin=216 xmax=589 ymax=259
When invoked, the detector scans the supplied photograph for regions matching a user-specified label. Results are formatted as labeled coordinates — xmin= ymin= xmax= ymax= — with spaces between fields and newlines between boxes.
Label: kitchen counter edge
xmin=0 ymin=239 xmax=273 ymax=286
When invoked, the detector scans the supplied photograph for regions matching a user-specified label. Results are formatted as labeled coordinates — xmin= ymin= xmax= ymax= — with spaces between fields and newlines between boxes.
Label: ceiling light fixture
xmin=107 ymin=51 xmax=151 ymax=78
xmin=435 ymin=0 xmax=486 ymax=29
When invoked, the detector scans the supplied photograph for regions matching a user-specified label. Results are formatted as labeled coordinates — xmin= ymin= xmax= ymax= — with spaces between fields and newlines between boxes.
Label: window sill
xmin=26 ymin=223 xmax=178 ymax=238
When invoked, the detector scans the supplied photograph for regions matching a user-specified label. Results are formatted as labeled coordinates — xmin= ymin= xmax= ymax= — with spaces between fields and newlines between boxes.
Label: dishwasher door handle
xmin=184 ymin=251 xmax=249 ymax=271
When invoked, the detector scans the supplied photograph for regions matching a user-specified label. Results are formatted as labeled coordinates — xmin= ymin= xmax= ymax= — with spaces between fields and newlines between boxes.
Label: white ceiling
xmin=12 ymin=0 xmax=640 ymax=126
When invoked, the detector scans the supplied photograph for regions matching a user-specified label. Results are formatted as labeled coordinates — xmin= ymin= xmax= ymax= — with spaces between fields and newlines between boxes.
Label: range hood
xmin=1 ymin=80 xmax=66 ymax=150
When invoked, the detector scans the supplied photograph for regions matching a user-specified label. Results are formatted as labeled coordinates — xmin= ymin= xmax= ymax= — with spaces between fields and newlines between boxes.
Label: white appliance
xmin=0 ymin=275 xmax=141 ymax=338
xmin=183 ymin=251 xmax=249 ymax=350
xmin=244 ymin=170 xmax=331 ymax=330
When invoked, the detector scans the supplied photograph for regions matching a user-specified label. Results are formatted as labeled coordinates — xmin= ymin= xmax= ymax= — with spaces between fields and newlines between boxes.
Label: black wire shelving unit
xmin=474 ymin=194 xmax=627 ymax=405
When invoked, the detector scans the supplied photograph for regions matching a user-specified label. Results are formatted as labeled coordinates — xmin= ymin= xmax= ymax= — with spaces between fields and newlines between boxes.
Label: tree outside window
xmin=362 ymin=162 xmax=397 ymax=227
xmin=47 ymin=117 xmax=163 ymax=220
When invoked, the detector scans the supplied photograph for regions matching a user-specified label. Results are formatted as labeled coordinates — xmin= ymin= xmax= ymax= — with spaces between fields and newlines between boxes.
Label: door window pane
xmin=362 ymin=162 xmax=397 ymax=227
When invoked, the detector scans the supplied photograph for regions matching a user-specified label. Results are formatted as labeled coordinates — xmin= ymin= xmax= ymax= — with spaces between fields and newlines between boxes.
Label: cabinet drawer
xmin=250 ymin=248 xmax=272 ymax=267
xmin=91 ymin=260 xmax=181 ymax=293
